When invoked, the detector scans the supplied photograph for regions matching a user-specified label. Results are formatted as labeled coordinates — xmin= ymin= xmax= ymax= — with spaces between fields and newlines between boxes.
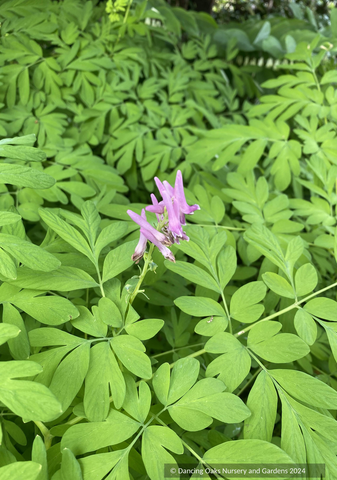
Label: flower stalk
xmin=126 ymin=170 xmax=200 ymax=304
xmin=127 ymin=170 xmax=199 ymax=265
xmin=129 ymin=243 xmax=155 ymax=305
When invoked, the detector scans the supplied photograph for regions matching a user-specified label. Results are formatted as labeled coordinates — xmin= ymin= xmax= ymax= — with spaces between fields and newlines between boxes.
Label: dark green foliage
xmin=1 ymin=0 xmax=337 ymax=479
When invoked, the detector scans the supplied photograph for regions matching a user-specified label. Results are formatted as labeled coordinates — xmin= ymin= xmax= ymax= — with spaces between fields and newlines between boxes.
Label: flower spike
xmin=128 ymin=171 xmax=198 ymax=263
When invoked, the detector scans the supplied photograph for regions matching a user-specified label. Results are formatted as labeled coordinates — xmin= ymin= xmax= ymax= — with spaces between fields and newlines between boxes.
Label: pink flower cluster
xmin=127 ymin=171 xmax=200 ymax=263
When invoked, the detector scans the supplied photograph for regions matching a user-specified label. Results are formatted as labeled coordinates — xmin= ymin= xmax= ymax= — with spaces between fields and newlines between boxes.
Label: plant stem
xmin=236 ymin=367 xmax=262 ymax=396
xmin=115 ymin=0 xmax=134 ymax=44
xmin=169 ymin=348 xmax=206 ymax=367
xmin=129 ymin=243 xmax=155 ymax=305
xmin=153 ymin=414 xmax=224 ymax=479
xmin=34 ymin=421 xmax=54 ymax=450
xmin=96 ymin=265 xmax=105 ymax=297
xmin=189 ymin=224 xmax=245 ymax=231
xmin=123 ymin=0 xmax=134 ymax=24
xmin=150 ymin=343 xmax=205 ymax=359
xmin=221 ymin=291 xmax=232 ymax=334
xmin=235 ymin=281 xmax=337 ymax=338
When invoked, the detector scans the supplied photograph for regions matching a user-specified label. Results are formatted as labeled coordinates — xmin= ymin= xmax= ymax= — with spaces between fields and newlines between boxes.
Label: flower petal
xmin=131 ymin=231 xmax=147 ymax=263
xmin=161 ymin=189 xmax=184 ymax=238
xmin=143 ymin=228 xmax=175 ymax=262
xmin=163 ymin=180 xmax=174 ymax=197
xmin=154 ymin=177 xmax=167 ymax=198
xmin=146 ymin=194 xmax=165 ymax=221
xmin=174 ymin=170 xmax=200 ymax=215
xmin=127 ymin=209 xmax=168 ymax=244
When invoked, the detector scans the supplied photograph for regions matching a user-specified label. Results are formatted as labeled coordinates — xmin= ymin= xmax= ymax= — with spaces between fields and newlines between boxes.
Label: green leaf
xmin=123 ymin=375 xmax=151 ymax=423
xmin=0 ymin=135 xmax=36 ymax=146
xmin=39 ymin=209 xmax=93 ymax=261
xmin=194 ymin=316 xmax=228 ymax=337
xmin=0 ymin=164 xmax=54 ymax=189
xmin=94 ymin=221 xmax=128 ymax=259
xmin=165 ymin=261 xmax=220 ymax=293
xmin=285 ymin=236 xmax=304 ymax=276
xmin=249 ymin=333 xmax=310 ymax=363
xmin=244 ymin=224 xmax=286 ymax=273
xmin=80 ymin=201 xmax=100 ymax=245
xmin=0 ymin=145 xmax=45 ymax=162
xmin=152 ymin=363 xmax=171 ymax=406
xmin=142 ymin=426 xmax=183 ymax=480
xmin=12 ymin=292 xmax=79 ymax=326
xmin=71 ymin=306 xmax=107 ymax=338
xmin=230 ymin=281 xmax=266 ymax=323
xmin=84 ymin=342 xmax=126 ymax=421
xmin=217 ymin=246 xmax=237 ymax=290
xmin=2 ymin=418 xmax=26 ymax=445
xmin=29 ymin=328 xmax=86 ymax=347
xmin=6 ymin=266 xmax=98 ymax=291
xmin=0 ymin=234 xmax=61 ymax=272
xmin=60 ymin=449 xmax=83 ymax=480
xmin=102 ymin=241 xmax=136 ymax=283
xmin=3 ymin=303 xmax=30 ymax=359
xmin=304 ymin=297 xmax=337 ymax=321
xmin=0 ymin=211 xmax=21 ymax=227
xmin=174 ymin=297 xmax=225 ymax=317
xmin=49 ymin=343 xmax=90 ymax=411
xmin=32 ymin=435 xmax=48 ymax=480
xmin=286 ymin=392 xmax=337 ymax=446
xmin=247 ymin=321 xmax=282 ymax=345
xmin=0 ymin=462 xmax=42 ymax=480
xmin=262 ymin=272 xmax=295 ymax=299
xmin=176 ymin=238 xmax=210 ymax=269
xmin=320 ymin=321 xmax=337 ymax=362
xmin=168 ymin=378 xmax=250 ymax=431
xmin=61 ymin=409 xmax=140 ymax=455
xmin=244 ymin=371 xmax=277 ymax=442
xmin=211 ymin=196 xmax=225 ymax=224
xmin=78 ymin=450 xmax=127 ymax=480
xmin=153 ymin=358 xmax=200 ymax=407
xmin=0 ymin=322 xmax=20 ymax=346
xmin=0 ymin=248 xmax=17 ymax=280
xmin=96 ymin=297 xmax=122 ymax=328
xmin=238 ymin=139 xmax=268 ymax=174
xmin=77 ymin=449 xmax=126 ymax=479
xmin=125 ymin=319 xmax=164 ymax=340
xmin=271 ymin=369 xmax=337 ymax=409
xmin=111 ymin=335 xmax=152 ymax=379
xmin=17 ymin=66 xmax=29 ymax=103
xmin=205 ymin=333 xmax=251 ymax=392
xmin=279 ymin=393 xmax=306 ymax=463
xmin=0 ymin=361 xmax=62 ymax=421
xmin=294 ymin=309 xmax=317 ymax=345
xmin=295 ymin=263 xmax=318 ymax=296
xmin=204 ymin=439 xmax=295 ymax=465
xmin=58 ymin=181 xmax=95 ymax=198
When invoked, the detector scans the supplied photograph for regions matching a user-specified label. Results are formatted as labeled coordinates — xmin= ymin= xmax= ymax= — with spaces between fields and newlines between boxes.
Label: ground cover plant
xmin=1 ymin=0 xmax=337 ymax=479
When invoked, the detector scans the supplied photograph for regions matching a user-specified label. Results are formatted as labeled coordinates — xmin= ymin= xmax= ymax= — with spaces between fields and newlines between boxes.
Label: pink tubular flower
xmin=129 ymin=171 xmax=199 ymax=263
xmin=130 ymin=210 xmax=149 ymax=263
xmin=151 ymin=170 xmax=199 ymax=239
xmin=174 ymin=170 xmax=200 ymax=224
xmin=128 ymin=208 xmax=175 ymax=263
xmin=141 ymin=228 xmax=175 ymax=262
xmin=127 ymin=209 xmax=170 ymax=246
xmin=161 ymin=188 xmax=185 ymax=240
xmin=146 ymin=194 xmax=165 ymax=222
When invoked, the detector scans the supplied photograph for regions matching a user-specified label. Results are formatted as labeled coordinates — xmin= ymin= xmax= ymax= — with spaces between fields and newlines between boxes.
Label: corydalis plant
xmin=127 ymin=171 xmax=200 ymax=264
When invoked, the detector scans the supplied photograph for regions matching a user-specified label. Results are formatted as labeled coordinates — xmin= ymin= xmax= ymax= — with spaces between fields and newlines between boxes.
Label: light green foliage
xmin=0 ymin=0 xmax=245 ymax=202
xmin=1 ymin=1 xmax=337 ymax=479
